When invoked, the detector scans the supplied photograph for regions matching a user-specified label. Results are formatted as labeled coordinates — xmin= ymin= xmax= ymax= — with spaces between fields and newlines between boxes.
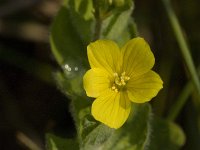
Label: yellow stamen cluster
xmin=111 ymin=72 xmax=130 ymax=92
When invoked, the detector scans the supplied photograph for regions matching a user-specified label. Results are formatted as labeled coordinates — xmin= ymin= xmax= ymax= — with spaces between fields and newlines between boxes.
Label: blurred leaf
xmin=46 ymin=133 xmax=79 ymax=150
xmin=101 ymin=2 xmax=133 ymax=41
xmin=50 ymin=6 xmax=87 ymax=66
xmin=69 ymin=0 xmax=94 ymax=20
xmin=68 ymin=0 xmax=94 ymax=43
xmin=113 ymin=0 xmax=133 ymax=8
xmin=128 ymin=19 xmax=138 ymax=38
xmin=116 ymin=20 xmax=138 ymax=46
xmin=97 ymin=0 xmax=132 ymax=18
xmin=54 ymin=71 xmax=83 ymax=97
xmin=50 ymin=5 xmax=90 ymax=104
xmin=50 ymin=5 xmax=92 ymax=143
xmin=184 ymin=101 xmax=200 ymax=149
xmin=146 ymin=118 xmax=186 ymax=150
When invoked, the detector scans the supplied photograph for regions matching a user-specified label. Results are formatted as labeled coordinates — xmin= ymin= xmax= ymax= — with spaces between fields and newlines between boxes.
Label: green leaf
xmin=50 ymin=5 xmax=94 ymax=145
xmin=116 ymin=20 xmax=138 ymax=46
xmin=54 ymin=71 xmax=82 ymax=97
xmin=68 ymin=0 xmax=94 ymax=43
xmin=78 ymin=104 xmax=185 ymax=150
xmin=50 ymin=5 xmax=90 ymax=99
xmin=101 ymin=3 xmax=134 ymax=44
xmin=46 ymin=133 xmax=79 ymax=150
xmin=103 ymin=103 xmax=152 ymax=150
xmin=146 ymin=118 xmax=186 ymax=150
xmin=50 ymin=6 xmax=87 ymax=66
xmin=78 ymin=103 xmax=152 ymax=150
xmin=78 ymin=107 xmax=114 ymax=150
xmin=69 ymin=0 xmax=94 ymax=20
xmin=53 ymin=71 xmax=92 ymax=128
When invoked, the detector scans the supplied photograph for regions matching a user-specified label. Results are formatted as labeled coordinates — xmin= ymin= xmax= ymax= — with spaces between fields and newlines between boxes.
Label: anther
xmin=112 ymin=72 xmax=130 ymax=92
xmin=112 ymin=86 xmax=116 ymax=90
xmin=113 ymin=73 xmax=118 ymax=77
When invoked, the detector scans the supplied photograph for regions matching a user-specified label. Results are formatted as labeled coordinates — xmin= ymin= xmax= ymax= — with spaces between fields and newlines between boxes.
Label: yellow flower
xmin=83 ymin=37 xmax=163 ymax=129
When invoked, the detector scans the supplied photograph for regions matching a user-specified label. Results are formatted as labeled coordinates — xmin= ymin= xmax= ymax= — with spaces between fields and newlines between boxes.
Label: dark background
xmin=0 ymin=0 xmax=199 ymax=149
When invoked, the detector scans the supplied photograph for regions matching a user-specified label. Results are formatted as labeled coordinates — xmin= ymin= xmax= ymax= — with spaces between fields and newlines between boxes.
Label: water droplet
xmin=74 ymin=67 xmax=78 ymax=71
xmin=64 ymin=64 xmax=71 ymax=72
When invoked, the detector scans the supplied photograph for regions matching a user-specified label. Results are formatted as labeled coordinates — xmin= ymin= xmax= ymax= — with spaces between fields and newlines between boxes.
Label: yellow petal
xmin=127 ymin=70 xmax=163 ymax=103
xmin=83 ymin=68 xmax=110 ymax=98
xmin=122 ymin=37 xmax=155 ymax=77
xmin=92 ymin=90 xmax=131 ymax=129
xmin=87 ymin=40 xmax=121 ymax=75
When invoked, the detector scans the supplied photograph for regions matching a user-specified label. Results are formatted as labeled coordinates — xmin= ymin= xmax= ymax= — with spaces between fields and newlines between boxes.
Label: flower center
xmin=111 ymin=72 xmax=130 ymax=92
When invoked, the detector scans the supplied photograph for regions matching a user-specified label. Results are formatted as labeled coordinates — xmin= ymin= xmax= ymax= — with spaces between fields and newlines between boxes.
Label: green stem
xmin=162 ymin=0 xmax=200 ymax=95
xmin=92 ymin=0 xmax=102 ymax=41
xmin=167 ymin=82 xmax=193 ymax=121
xmin=167 ymin=67 xmax=200 ymax=121
xmin=93 ymin=16 xmax=102 ymax=41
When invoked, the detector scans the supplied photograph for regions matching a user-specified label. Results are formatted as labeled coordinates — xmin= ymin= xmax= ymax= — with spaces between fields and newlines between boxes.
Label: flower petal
xmin=127 ymin=70 xmax=163 ymax=103
xmin=122 ymin=37 xmax=155 ymax=77
xmin=87 ymin=40 xmax=121 ymax=75
xmin=92 ymin=90 xmax=131 ymax=129
xmin=83 ymin=68 xmax=110 ymax=98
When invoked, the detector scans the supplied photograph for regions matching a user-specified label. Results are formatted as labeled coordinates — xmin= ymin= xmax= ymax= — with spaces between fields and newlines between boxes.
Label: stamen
xmin=112 ymin=86 xmax=116 ymax=90
xmin=113 ymin=73 xmax=118 ymax=77
xmin=121 ymin=80 xmax=126 ymax=85
xmin=111 ymin=72 xmax=130 ymax=92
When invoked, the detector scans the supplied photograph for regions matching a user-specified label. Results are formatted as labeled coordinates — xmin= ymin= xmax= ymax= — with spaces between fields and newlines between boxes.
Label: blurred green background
xmin=0 ymin=0 xmax=199 ymax=149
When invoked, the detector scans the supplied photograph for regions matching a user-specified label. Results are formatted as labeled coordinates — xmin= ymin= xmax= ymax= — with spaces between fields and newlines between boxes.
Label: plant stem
xmin=92 ymin=0 xmax=102 ymax=41
xmin=167 ymin=67 xmax=200 ymax=121
xmin=162 ymin=0 xmax=200 ymax=95
xmin=167 ymin=82 xmax=193 ymax=121
xmin=93 ymin=16 xmax=102 ymax=41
